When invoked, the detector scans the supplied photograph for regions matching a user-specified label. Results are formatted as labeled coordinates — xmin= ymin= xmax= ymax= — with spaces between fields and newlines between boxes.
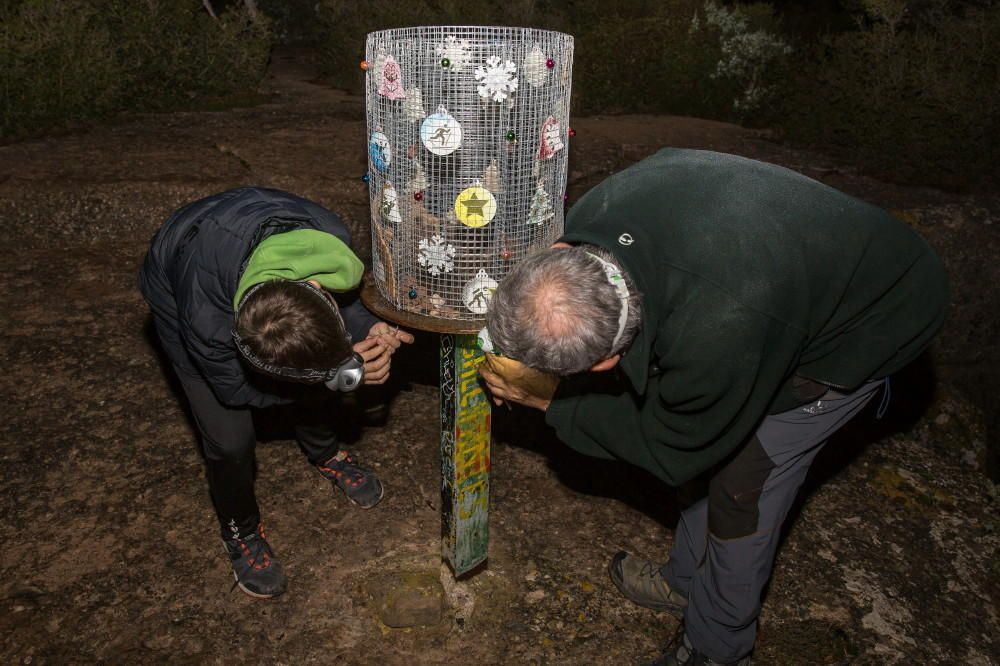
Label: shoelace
xmin=318 ymin=451 xmax=366 ymax=489
xmin=227 ymin=523 xmax=274 ymax=591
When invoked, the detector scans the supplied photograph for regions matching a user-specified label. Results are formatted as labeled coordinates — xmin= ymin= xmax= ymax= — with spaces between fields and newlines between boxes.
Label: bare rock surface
xmin=0 ymin=47 xmax=997 ymax=664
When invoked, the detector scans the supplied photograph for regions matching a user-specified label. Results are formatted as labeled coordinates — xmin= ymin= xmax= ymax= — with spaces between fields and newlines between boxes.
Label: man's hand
xmin=353 ymin=322 xmax=415 ymax=385
xmin=479 ymin=364 xmax=553 ymax=412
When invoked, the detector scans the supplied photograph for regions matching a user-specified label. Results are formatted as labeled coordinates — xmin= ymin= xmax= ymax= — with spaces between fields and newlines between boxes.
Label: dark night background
xmin=1 ymin=1 xmax=997 ymax=664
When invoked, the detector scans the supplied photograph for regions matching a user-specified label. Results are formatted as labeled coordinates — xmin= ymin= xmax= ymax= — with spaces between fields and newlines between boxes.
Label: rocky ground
xmin=0 ymin=49 xmax=997 ymax=665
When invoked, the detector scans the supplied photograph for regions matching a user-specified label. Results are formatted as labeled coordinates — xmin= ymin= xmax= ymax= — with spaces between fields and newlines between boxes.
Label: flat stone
xmin=370 ymin=571 xmax=444 ymax=628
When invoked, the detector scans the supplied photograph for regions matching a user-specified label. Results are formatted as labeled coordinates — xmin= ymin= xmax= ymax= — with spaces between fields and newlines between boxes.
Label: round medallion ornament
xmin=420 ymin=109 xmax=462 ymax=156
xmin=462 ymin=269 xmax=499 ymax=315
xmin=454 ymin=185 xmax=497 ymax=228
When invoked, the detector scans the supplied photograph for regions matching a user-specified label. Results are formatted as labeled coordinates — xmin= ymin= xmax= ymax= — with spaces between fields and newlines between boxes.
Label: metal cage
xmin=365 ymin=26 xmax=574 ymax=322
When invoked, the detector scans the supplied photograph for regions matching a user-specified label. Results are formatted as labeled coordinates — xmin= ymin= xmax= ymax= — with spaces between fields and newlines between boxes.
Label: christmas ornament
xmin=408 ymin=288 xmax=418 ymax=299
xmin=402 ymin=87 xmax=426 ymax=122
xmin=361 ymin=173 xmax=370 ymax=183
xmin=454 ymin=185 xmax=497 ymax=228
xmin=420 ymin=108 xmax=462 ymax=156
xmin=462 ymin=269 xmax=499 ymax=315
xmin=483 ymin=159 xmax=502 ymax=194
xmin=369 ymin=131 xmax=391 ymax=172
xmin=377 ymin=55 xmax=406 ymax=100
xmin=380 ymin=182 xmax=402 ymax=225
xmin=418 ymin=235 xmax=457 ymax=276
xmin=522 ymin=45 xmax=549 ymax=88
xmin=475 ymin=56 xmax=519 ymax=103
xmin=568 ymin=127 xmax=577 ymax=137
xmin=527 ymin=179 xmax=554 ymax=226
xmin=505 ymin=129 xmax=517 ymax=142
xmin=537 ymin=116 xmax=564 ymax=160
xmin=405 ymin=159 xmax=429 ymax=195
xmin=372 ymin=223 xmax=396 ymax=301
xmin=500 ymin=247 xmax=512 ymax=260
xmin=435 ymin=35 xmax=471 ymax=72
xmin=414 ymin=191 xmax=424 ymax=202
xmin=360 ymin=60 xmax=369 ymax=71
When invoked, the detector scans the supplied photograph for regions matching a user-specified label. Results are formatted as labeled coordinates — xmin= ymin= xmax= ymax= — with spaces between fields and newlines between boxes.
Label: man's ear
xmin=590 ymin=355 xmax=621 ymax=372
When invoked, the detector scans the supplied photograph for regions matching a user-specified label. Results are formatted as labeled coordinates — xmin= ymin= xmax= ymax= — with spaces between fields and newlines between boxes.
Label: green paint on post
xmin=440 ymin=334 xmax=491 ymax=575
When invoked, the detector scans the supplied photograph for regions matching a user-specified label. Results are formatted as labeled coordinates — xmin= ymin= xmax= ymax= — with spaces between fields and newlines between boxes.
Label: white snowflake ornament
xmin=435 ymin=35 xmax=472 ymax=72
xmin=475 ymin=56 xmax=519 ymax=103
xmin=417 ymin=235 xmax=457 ymax=276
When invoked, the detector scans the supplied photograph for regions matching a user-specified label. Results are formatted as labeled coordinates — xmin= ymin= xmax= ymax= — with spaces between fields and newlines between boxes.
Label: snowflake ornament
xmin=435 ymin=35 xmax=472 ymax=71
xmin=417 ymin=235 xmax=457 ymax=276
xmin=475 ymin=56 xmax=519 ymax=103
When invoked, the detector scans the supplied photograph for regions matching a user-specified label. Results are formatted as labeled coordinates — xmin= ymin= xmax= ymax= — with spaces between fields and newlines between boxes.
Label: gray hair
xmin=486 ymin=244 xmax=642 ymax=375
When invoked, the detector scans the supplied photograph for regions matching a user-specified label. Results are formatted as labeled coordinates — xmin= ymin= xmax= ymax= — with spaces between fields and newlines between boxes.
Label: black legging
xmin=174 ymin=368 xmax=341 ymax=540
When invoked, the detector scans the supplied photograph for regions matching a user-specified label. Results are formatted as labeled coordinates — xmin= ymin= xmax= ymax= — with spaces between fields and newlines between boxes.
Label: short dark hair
xmin=235 ymin=281 xmax=352 ymax=373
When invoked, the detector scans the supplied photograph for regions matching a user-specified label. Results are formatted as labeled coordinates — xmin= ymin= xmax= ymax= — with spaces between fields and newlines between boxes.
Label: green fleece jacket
xmin=544 ymin=148 xmax=948 ymax=486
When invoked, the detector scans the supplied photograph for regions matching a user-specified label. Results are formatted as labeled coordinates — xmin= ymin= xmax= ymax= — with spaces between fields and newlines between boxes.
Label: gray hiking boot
xmin=644 ymin=626 xmax=751 ymax=666
xmin=222 ymin=522 xmax=287 ymax=599
xmin=609 ymin=551 xmax=688 ymax=615
xmin=315 ymin=450 xmax=385 ymax=509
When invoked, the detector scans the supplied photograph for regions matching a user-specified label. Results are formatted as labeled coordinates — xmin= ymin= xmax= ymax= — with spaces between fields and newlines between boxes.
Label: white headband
xmin=586 ymin=252 xmax=630 ymax=351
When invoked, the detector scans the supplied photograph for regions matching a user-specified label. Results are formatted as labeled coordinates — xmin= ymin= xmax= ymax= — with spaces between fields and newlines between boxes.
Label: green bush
xmin=1 ymin=0 xmax=273 ymax=140
xmin=769 ymin=0 xmax=1000 ymax=188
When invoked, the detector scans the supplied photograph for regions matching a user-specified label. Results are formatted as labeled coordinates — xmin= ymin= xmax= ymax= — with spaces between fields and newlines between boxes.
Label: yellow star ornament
xmin=454 ymin=186 xmax=497 ymax=228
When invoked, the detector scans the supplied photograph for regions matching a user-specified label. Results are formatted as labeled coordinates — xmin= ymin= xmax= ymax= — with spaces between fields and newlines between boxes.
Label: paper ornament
xmin=522 ymin=44 xmax=549 ymax=88
xmin=402 ymin=87 xmax=426 ymax=122
xmin=454 ymin=185 xmax=497 ymax=228
xmin=378 ymin=55 xmax=405 ymax=100
xmin=417 ymin=235 xmax=457 ymax=276
xmin=527 ymin=179 xmax=555 ymax=226
xmin=482 ymin=159 xmax=502 ymax=194
xmin=475 ymin=56 xmax=519 ymax=103
xmin=462 ymin=269 xmax=499 ymax=315
xmin=380 ymin=182 xmax=402 ymax=225
xmin=537 ymin=116 xmax=564 ymax=160
xmin=420 ymin=108 xmax=462 ymax=156
xmin=372 ymin=223 xmax=396 ymax=301
xmin=435 ymin=35 xmax=472 ymax=72
xmin=369 ymin=131 xmax=391 ymax=172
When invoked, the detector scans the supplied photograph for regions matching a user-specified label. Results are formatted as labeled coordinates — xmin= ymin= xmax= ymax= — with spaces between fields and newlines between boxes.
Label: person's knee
xmin=200 ymin=421 xmax=256 ymax=462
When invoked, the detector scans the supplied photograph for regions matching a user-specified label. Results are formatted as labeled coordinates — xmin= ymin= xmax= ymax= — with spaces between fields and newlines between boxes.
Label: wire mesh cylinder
xmin=365 ymin=26 xmax=574 ymax=322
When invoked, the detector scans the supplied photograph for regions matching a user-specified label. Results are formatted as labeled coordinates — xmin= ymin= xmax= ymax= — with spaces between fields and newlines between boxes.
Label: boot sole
xmin=232 ymin=571 xmax=286 ymax=599
xmin=344 ymin=479 xmax=385 ymax=509
xmin=608 ymin=552 xmax=687 ymax=616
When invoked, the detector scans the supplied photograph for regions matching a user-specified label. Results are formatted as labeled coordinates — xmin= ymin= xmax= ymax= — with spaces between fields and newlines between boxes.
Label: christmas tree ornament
xmin=454 ymin=185 xmax=497 ymax=228
xmin=402 ymin=87 xmax=426 ymax=122
xmin=500 ymin=247 xmax=512 ymax=260
xmin=504 ymin=129 xmax=517 ymax=142
xmin=522 ymin=44 xmax=549 ymax=87
xmin=380 ymin=182 xmax=402 ymax=225
xmin=408 ymin=288 xmax=418 ymax=299
xmin=361 ymin=173 xmax=370 ymax=183
xmin=369 ymin=131 xmax=391 ymax=172
xmin=546 ymin=58 xmax=555 ymax=69
xmin=462 ymin=269 xmax=499 ymax=315
xmin=360 ymin=60 xmax=369 ymax=71
xmin=405 ymin=159 xmax=429 ymax=195
xmin=420 ymin=108 xmax=462 ymax=156
xmin=475 ymin=56 xmax=519 ymax=103
xmin=483 ymin=159 xmax=502 ymax=194
xmin=537 ymin=116 xmax=564 ymax=160
xmin=377 ymin=55 xmax=406 ymax=100
xmin=527 ymin=179 xmax=555 ymax=226
xmin=413 ymin=191 xmax=424 ymax=202
xmin=418 ymin=235 xmax=457 ymax=276
xmin=568 ymin=127 xmax=577 ymax=137
xmin=435 ymin=35 xmax=472 ymax=72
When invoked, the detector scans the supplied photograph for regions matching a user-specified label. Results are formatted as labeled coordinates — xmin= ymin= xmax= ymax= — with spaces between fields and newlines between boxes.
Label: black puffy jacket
xmin=139 ymin=187 xmax=377 ymax=408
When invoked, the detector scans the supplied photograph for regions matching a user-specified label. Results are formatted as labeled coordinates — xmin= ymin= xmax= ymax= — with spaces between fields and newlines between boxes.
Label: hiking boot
xmin=222 ymin=523 xmax=287 ymax=599
xmin=315 ymin=450 xmax=384 ymax=509
xmin=609 ymin=551 xmax=688 ymax=615
xmin=644 ymin=627 xmax=751 ymax=666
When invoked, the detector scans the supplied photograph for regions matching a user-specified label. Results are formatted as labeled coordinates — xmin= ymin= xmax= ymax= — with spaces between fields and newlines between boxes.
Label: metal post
xmin=439 ymin=333 xmax=490 ymax=575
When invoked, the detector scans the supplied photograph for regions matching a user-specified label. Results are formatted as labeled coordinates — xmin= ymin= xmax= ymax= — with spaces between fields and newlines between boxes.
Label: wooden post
xmin=439 ymin=333 xmax=491 ymax=575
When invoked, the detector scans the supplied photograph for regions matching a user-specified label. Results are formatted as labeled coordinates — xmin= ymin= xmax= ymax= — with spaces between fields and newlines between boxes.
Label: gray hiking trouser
xmin=662 ymin=379 xmax=887 ymax=663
